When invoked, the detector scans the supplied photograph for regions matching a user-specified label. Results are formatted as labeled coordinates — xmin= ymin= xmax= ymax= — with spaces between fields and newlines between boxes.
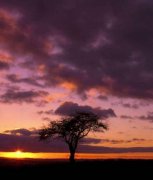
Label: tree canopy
xmin=39 ymin=112 xmax=108 ymax=162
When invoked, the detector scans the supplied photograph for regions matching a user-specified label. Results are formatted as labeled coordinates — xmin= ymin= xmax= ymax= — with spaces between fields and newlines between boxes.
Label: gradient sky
xmin=0 ymin=0 xmax=153 ymax=153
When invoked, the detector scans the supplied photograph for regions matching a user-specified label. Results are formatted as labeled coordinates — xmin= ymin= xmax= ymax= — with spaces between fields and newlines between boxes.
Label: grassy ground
xmin=0 ymin=158 xmax=153 ymax=179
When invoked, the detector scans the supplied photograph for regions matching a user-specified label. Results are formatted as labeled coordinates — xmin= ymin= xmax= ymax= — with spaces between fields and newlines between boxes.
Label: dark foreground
xmin=0 ymin=158 xmax=153 ymax=179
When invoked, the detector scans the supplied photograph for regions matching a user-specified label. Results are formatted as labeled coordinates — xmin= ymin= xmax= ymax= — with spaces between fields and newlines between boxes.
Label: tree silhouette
xmin=39 ymin=112 xmax=108 ymax=163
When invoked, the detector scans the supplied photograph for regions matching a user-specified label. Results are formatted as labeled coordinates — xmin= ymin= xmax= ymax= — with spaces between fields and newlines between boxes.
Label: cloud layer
xmin=55 ymin=101 xmax=116 ymax=118
xmin=0 ymin=89 xmax=48 ymax=104
xmin=0 ymin=0 xmax=152 ymax=99
xmin=0 ymin=131 xmax=153 ymax=153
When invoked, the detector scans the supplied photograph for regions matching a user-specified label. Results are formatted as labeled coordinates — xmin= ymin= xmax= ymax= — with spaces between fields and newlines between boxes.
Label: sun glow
xmin=15 ymin=150 xmax=23 ymax=158
xmin=0 ymin=150 xmax=35 ymax=159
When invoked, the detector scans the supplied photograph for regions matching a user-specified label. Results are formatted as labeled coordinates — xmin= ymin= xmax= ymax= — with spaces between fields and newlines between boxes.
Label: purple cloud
xmin=120 ymin=115 xmax=134 ymax=119
xmin=0 ymin=1 xmax=152 ymax=99
xmin=55 ymin=101 xmax=116 ymax=118
xmin=122 ymin=103 xmax=139 ymax=109
xmin=0 ymin=132 xmax=152 ymax=153
xmin=101 ymin=138 xmax=147 ymax=144
xmin=6 ymin=74 xmax=44 ymax=87
xmin=4 ymin=128 xmax=37 ymax=136
xmin=0 ymin=61 xmax=9 ymax=70
xmin=0 ymin=133 xmax=67 ymax=152
xmin=0 ymin=89 xmax=48 ymax=104
xmin=137 ymin=112 xmax=153 ymax=122
xmin=97 ymin=95 xmax=108 ymax=101
xmin=37 ymin=110 xmax=54 ymax=115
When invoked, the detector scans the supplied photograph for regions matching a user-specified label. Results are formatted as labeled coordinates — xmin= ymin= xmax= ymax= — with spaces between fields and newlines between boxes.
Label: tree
xmin=39 ymin=112 xmax=108 ymax=163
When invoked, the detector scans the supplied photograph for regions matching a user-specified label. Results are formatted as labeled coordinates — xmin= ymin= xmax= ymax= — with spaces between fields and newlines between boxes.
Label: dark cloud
xmin=137 ymin=112 xmax=153 ymax=122
xmin=83 ymin=138 xmax=140 ymax=146
xmin=0 ymin=89 xmax=48 ymax=104
xmin=0 ymin=133 xmax=152 ymax=153
xmin=0 ymin=133 xmax=67 ymax=152
xmin=132 ymin=138 xmax=146 ymax=142
xmin=42 ymin=117 xmax=51 ymax=121
xmin=6 ymin=74 xmax=44 ymax=87
xmin=101 ymin=138 xmax=147 ymax=144
xmin=0 ymin=0 xmax=152 ymax=99
xmin=120 ymin=115 xmax=134 ymax=119
xmin=37 ymin=110 xmax=54 ymax=121
xmin=37 ymin=110 xmax=44 ymax=115
xmin=55 ymin=101 xmax=116 ymax=118
xmin=122 ymin=103 xmax=139 ymax=109
xmin=0 ymin=131 xmax=153 ymax=153
xmin=112 ymin=101 xmax=139 ymax=109
xmin=132 ymin=126 xmax=137 ymax=129
xmin=80 ymin=138 xmax=102 ymax=145
xmin=97 ymin=95 xmax=108 ymax=101
xmin=0 ymin=61 xmax=9 ymax=70
xmin=118 ymin=131 xmax=124 ymax=134
xmin=37 ymin=110 xmax=54 ymax=115
xmin=121 ymin=112 xmax=153 ymax=122
xmin=4 ymin=128 xmax=38 ymax=136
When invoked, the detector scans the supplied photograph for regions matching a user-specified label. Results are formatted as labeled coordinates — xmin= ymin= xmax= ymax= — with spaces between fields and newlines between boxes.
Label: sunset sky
xmin=0 ymin=0 xmax=153 ymax=155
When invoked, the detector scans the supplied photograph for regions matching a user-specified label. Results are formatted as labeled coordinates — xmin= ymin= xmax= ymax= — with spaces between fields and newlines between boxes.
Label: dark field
xmin=0 ymin=158 xmax=153 ymax=179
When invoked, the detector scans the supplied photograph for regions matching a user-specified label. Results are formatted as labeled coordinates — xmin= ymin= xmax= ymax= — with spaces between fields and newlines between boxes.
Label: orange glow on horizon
xmin=0 ymin=152 xmax=153 ymax=160
xmin=0 ymin=151 xmax=69 ymax=159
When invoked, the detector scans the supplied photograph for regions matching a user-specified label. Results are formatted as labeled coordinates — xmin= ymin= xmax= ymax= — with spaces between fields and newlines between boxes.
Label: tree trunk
xmin=69 ymin=144 xmax=76 ymax=163
xmin=69 ymin=151 xmax=75 ymax=163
